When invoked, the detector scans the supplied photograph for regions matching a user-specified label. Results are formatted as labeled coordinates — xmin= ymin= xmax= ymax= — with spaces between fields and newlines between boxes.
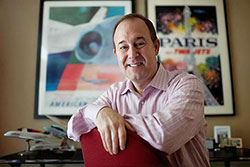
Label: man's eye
xmin=120 ymin=46 xmax=128 ymax=50
xmin=135 ymin=42 xmax=145 ymax=48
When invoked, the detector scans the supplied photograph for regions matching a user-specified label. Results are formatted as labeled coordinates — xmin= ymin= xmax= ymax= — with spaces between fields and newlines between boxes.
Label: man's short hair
xmin=112 ymin=13 xmax=158 ymax=49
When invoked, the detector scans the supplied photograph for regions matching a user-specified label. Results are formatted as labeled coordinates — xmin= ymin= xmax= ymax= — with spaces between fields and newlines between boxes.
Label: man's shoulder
xmin=166 ymin=70 xmax=204 ymax=95
xmin=167 ymin=70 xmax=201 ymax=86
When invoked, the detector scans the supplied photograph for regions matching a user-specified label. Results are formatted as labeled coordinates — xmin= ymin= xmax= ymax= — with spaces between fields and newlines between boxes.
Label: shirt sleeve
xmin=67 ymin=104 xmax=103 ymax=142
xmin=67 ymin=87 xmax=114 ymax=142
xmin=123 ymin=75 xmax=206 ymax=155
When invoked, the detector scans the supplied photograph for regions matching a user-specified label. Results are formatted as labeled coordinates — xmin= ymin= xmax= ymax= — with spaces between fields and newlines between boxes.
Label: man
xmin=67 ymin=13 xmax=210 ymax=166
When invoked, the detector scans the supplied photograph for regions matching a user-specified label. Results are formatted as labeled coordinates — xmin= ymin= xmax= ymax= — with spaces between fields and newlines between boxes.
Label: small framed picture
xmin=214 ymin=126 xmax=231 ymax=146
xmin=205 ymin=138 xmax=215 ymax=150
xmin=229 ymin=138 xmax=243 ymax=148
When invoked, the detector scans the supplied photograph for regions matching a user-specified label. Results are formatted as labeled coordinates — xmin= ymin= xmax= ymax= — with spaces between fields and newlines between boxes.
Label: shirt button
xmin=141 ymin=101 xmax=144 ymax=105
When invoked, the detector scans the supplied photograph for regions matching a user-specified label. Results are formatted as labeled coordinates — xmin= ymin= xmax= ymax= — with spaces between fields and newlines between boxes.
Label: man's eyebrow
xmin=118 ymin=37 xmax=146 ymax=45
xmin=135 ymin=36 xmax=146 ymax=41
xmin=118 ymin=40 xmax=126 ymax=45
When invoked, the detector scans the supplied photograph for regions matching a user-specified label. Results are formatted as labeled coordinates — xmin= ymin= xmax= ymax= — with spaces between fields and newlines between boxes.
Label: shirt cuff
xmin=84 ymin=104 xmax=108 ymax=124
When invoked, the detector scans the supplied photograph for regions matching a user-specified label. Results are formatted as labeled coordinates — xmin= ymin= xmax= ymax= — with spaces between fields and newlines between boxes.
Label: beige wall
xmin=0 ymin=0 xmax=249 ymax=156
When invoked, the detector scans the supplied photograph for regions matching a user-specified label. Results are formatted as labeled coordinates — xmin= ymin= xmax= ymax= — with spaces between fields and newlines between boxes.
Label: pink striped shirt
xmin=67 ymin=64 xmax=210 ymax=167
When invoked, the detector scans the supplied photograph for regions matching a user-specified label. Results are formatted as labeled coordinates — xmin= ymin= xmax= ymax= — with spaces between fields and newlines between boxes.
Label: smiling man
xmin=68 ymin=13 xmax=210 ymax=166
xmin=113 ymin=17 xmax=160 ymax=96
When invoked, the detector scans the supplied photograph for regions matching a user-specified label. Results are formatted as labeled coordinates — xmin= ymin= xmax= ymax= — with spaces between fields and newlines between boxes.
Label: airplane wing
xmin=89 ymin=7 xmax=108 ymax=23
xmin=48 ymin=19 xmax=73 ymax=34
xmin=4 ymin=131 xmax=51 ymax=142
xmin=47 ymin=7 xmax=108 ymax=54
xmin=47 ymin=7 xmax=107 ymax=35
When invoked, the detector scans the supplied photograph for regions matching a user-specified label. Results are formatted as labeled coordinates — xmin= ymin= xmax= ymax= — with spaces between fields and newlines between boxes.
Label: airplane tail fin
xmin=45 ymin=115 xmax=67 ymax=129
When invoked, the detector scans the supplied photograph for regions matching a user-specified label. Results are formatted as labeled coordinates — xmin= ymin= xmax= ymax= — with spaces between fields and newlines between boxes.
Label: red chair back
xmin=80 ymin=128 xmax=168 ymax=167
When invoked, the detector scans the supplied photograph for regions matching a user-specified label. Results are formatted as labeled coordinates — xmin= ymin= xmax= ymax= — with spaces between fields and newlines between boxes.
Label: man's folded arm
xmin=68 ymin=77 xmax=206 ymax=154
xmin=67 ymin=89 xmax=114 ymax=142
xmin=123 ymin=77 xmax=206 ymax=154
xmin=67 ymin=104 xmax=102 ymax=142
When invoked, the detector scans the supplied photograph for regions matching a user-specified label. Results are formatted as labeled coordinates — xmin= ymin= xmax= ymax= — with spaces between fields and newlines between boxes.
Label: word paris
xmin=160 ymin=37 xmax=217 ymax=48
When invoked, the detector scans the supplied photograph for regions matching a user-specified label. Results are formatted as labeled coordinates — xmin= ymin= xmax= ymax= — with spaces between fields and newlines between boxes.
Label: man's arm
xmin=94 ymin=75 xmax=205 ymax=155
xmin=96 ymin=107 xmax=135 ymax=155
xmin=123 ymin=76 xmax=206 ymax=154
xmin=67 ymin=83 xmax=133 ymax=147
xmin=67 ymin=104 xmax=104 ymax=142
xmin=68 ymin=76 xmax=205 ymax=155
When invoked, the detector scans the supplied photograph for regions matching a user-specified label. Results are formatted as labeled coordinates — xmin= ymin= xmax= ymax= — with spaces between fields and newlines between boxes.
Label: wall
xmin=0 ymin=0 xmax=250 ymax=156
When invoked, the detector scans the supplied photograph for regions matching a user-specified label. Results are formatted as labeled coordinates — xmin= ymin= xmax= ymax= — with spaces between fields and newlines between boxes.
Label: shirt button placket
xmin=137 ymin=100 xmax=144 ymax=113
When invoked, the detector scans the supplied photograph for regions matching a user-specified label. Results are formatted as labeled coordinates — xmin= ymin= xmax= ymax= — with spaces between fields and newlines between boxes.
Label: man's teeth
xmin=129 ymin=62 xmax=143 ymax=67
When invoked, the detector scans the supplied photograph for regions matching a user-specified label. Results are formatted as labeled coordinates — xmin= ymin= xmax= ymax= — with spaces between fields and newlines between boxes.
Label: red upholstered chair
xmin=80 ymin=128 xmax=168 ymax=167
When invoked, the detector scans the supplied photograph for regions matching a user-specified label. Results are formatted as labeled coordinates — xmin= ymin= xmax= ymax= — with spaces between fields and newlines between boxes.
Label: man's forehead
xmin=115 ymin=18 xmax=148 ymax=34
xmin=118 ymin=36 xmax=146 ymax=45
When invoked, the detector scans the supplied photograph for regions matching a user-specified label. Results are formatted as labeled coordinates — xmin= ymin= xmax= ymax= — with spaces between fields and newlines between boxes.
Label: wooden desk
xmin=209 ymin=148 xmax=250 ymax=167
xmin=0 ymin=149 xmax=83 ymax=167
xmin=1 ymin=148 xmax=250 ymax=167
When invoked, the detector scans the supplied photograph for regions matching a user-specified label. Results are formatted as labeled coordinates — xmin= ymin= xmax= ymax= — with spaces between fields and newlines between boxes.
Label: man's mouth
xmin=127 ymin=62 xmax=143 ymax=67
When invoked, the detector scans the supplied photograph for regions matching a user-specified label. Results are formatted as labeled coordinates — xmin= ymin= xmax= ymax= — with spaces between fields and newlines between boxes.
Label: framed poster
xmin=35 ymin=0 xmax=133 ymax=117
xmin=147 ymin=0 xmax=234 ymax=115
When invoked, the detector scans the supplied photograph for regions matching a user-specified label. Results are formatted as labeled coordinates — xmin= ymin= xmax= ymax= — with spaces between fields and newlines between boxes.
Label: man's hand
xmin=96 ymin=107 xmax=135 ymax=155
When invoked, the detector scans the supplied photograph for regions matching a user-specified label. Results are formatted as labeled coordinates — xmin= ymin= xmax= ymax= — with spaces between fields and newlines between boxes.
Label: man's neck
xmin=131 ymin=62 xmax=160 ymax=96
xmin=132 ymin=82 xmax=146 ymax=96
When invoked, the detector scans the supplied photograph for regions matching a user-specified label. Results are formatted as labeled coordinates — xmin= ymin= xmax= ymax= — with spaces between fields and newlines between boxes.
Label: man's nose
xmin=128 ymin=46 xmax=138 ymax=59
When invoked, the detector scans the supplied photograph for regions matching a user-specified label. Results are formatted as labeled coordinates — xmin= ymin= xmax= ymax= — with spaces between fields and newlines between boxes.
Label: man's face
xmin=113 ymin=18 xmax=160 ymax=86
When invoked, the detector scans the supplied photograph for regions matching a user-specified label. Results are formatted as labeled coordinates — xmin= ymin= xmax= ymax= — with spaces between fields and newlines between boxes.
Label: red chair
xmin=80 ymin=128 xmax=168 ymax=167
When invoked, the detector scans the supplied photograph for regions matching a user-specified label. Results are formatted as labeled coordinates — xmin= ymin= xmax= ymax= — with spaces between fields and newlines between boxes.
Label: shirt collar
xmin=121 ymin=63 xmax=169 ymax=95
xmin=121 ymin=80 xmax=134 ymax=95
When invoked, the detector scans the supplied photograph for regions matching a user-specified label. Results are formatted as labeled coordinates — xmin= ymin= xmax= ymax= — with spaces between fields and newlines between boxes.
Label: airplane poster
xmin=35 ymin=0 xmax=133 ymax=117
xmin=147 ymin=0 xmax=234 ymax=115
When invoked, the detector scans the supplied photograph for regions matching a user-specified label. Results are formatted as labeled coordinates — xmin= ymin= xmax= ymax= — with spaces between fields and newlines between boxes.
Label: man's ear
xmin=154 ymin=39 xmax=160 ymax=56
xmin=113 ymin=49 xmax=117 ymax=57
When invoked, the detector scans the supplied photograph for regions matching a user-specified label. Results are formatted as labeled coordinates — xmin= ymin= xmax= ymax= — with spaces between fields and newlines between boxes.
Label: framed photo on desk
xmin=214 ymin=125 xmax=231 ymax=145
xmin=147 ymin=0 xmax=234 ymax=116
xmin=35 ymin=0 xmax=133 ymax=118
xmin=229 ymin=138 xmax=243 ymax=148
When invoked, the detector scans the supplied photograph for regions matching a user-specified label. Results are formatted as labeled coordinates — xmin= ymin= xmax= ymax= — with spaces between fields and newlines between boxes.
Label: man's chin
xmin=126 ymin=75 xmax=145 ymax=83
